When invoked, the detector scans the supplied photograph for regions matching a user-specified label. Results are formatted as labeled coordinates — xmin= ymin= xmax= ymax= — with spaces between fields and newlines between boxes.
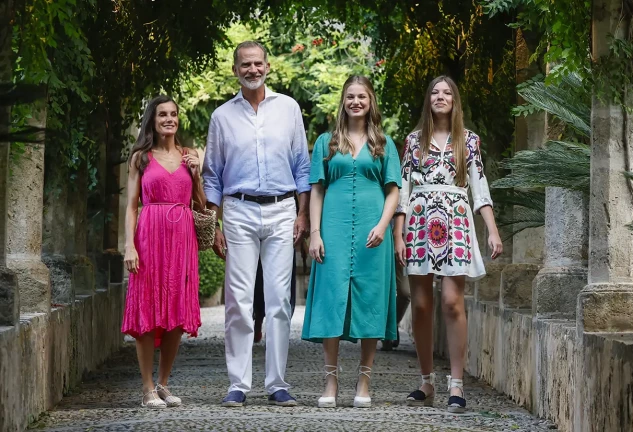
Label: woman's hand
xmin=488 ymin=231 xmax=503 ymax=260
xmin=309 ymin=232 xmax=325 ymax=263
xmin=366 ymin=224 xmax=386 ymax=248
xmin=183 ymin=152 xmax=201 ymax=178
xmin=124 ymin=246 xmax=139 ymax=274
xmin=394 ymin=235 xmax=407 ymax=267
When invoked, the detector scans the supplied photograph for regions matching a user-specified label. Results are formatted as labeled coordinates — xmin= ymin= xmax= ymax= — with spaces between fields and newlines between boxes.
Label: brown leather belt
xmin=229 ymin=191 xmax=294 ymax=204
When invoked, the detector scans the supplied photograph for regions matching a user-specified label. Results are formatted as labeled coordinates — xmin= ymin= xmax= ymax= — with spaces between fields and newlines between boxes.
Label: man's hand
xmin=212 ymin=226 xmax=227 ymax=260
xmin=293 ymin=213 xmax=309 ymax=247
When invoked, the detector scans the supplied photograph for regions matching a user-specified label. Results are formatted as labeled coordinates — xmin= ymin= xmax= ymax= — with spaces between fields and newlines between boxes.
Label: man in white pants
xmin=202 ymin=41 xmax=311 ymax=407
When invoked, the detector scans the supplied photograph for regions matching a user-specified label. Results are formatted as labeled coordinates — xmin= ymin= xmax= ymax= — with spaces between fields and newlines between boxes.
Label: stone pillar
xmin=0 ymin=0 xmax=19 ymax=327
xmin=576 ymin=2 xmax=633 ymax=430
xmin=513 ymin=28 xmax=546 ymax=266
xmin=578 ymin=0 xmax=633 ymax=334
xmin=6 ymin=103 xmax=51 ymax=313
xmin=87 ymin=109 xmax=108 ymax=288
xmin=532 ymin=188 xmax=588 ymax=318
xmin=496 ymin=29 xmax=545 ymax=309
xmin=42 ymin=154 xmax=73 ymax=304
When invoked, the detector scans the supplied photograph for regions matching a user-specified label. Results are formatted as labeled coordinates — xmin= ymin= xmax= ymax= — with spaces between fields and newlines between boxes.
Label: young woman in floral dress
xmin=393 ymin=76 xmax=503 ymax=413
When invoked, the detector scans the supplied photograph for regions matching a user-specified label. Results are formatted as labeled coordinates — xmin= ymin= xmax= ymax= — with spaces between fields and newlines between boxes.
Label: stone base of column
xmin=42 ymin=255 xmax=72 ymax=305
xmin=42 ymin=255 xmax=95 ymax=304
xmin=475 ymin=262 xmax=507 ymax=302
xmin=0 ymin=266 xmax=19 ymax=326
xmin=7 ymin=258 xmax=50 ymax=313
xmin=71 ymin=258 xmax=95 ymax=296
xmin=500 ymin=263 xmax=541 ymax=309
xmin=577 ymin=283 xmax=633 ymax=332
xmin=533 ymin=266 xmax=587 ymax=318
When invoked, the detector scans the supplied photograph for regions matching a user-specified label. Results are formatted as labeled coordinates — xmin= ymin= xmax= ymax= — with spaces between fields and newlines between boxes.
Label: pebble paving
xmin=31 ymin=306 xmax=558 ymax=431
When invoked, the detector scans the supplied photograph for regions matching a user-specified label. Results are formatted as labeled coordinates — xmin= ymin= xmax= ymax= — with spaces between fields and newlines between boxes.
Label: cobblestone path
xmin=32 ymin=306 xmax=557 ymax=431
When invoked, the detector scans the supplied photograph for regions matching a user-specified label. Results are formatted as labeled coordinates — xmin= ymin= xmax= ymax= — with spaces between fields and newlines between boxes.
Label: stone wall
xmin=0 ymin=283 xmax=125 ymax=432
xmin=430 ymin=293 xmax=632 ymax=432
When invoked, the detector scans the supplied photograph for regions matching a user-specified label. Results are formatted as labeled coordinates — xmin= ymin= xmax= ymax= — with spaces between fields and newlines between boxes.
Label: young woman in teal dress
xmin=302 ymin=75 xmax=401 ymax=408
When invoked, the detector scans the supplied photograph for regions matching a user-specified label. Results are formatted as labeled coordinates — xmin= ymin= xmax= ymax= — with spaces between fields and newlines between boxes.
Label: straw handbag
xmin=192 ymin=199 xmax=217 ymax=251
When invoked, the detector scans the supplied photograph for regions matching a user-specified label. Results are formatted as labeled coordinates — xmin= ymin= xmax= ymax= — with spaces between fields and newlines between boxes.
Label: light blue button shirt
xmin=202 ymin=87 xmax=311 ymax=206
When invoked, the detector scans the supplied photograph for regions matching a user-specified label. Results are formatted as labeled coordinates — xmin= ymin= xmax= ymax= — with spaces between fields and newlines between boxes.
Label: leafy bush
xmin=198 ymin=249 xmax=224 ymax=298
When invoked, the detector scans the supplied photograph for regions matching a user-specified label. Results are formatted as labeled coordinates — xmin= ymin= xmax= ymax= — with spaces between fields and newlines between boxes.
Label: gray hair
xmin=233 ymin=41 xmax=269 ymax=65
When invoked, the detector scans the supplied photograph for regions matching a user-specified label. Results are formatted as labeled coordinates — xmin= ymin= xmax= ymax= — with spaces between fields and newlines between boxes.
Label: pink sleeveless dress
xmin=121 ymin=151 xmax=201 ymax=347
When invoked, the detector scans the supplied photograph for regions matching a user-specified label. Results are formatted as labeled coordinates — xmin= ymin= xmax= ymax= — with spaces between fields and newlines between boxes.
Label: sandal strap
xmin=447 ymin=375 xmax=464 ymax=397
xmin=421 ymin=372 xmax=436 ymax=387
xmin=142 ymin=388 xmax=161 ymax=402
xmin=155 ymin=383 xmax=171 ymax=396
xmin=358 ymin=365 xmax=372 ymax=379
xmin=324 ymin=365 xmax=339 ymax=379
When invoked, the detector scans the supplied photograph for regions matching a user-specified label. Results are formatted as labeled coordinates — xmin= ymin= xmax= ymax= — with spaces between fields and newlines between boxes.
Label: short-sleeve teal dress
xmin=302 ymin=133 xmax=402 ymax=343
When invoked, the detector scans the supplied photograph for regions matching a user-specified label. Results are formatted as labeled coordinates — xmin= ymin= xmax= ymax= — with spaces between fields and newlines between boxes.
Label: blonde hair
xmin=327 ymin=75 xmax=386 ymax=160
xmin=414 ymin=75 xmax=467 ymax=187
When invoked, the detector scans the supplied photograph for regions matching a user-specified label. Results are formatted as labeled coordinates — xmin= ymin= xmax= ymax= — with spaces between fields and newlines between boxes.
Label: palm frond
xmin=490 ymin=189 xmax=546 ymax=240
xmin=491 ymin=140 xmax=590 ymax=192
xmin=515 ymin=73 xmax=591 ymax=137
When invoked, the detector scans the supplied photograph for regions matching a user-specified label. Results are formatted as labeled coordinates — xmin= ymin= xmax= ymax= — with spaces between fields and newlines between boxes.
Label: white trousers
xmin=222 ymin=195 xmax=296 ymax=394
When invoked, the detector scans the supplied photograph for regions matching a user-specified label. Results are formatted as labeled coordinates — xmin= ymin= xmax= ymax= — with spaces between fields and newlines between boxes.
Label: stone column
xmin=576 ymin=2 xmax=633 ymax=430
xmin=498 ymin=29 xmax=544 ymax=310
xmin=533 ymin=187 xmax=588 ymax=318
xmin=87 ymin=109 xmax=108 ymax=288
xmin=42 ymin=153 xmax=73 ymax=304
xmin=6 ymin=103 xmax=51 ymax=313
xmin=578 ymin=0 xmax=633 ymax=334
xmin=0 ymin=0 xmax=19 ymax=326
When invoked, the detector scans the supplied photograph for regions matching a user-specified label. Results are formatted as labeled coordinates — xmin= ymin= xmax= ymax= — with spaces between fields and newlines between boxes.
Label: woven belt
xmin=143 ymin=202 xmax=188 ymax=223
xmin=228 ymin=191 xmax=294 ymax=204
xmin=412 ymin=185 xmax=468 ymax=197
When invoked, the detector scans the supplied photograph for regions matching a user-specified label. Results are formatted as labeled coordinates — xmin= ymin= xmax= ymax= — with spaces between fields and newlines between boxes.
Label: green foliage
xmin=267 ymin=1 xmax=516 ymax=152
xmin=513 ymin=73 xmax=590 ymax=137
xmin=491 ymin=70 xmax=592 ymax=236
xmin=198 ymin=250 xmax=225 ymax=298
xmin=492 ymin=189 xmax=546 ymax=239
xmin=483 ymin=0 xmax=591 ymax=84
xmin=593 ymin=35 xmax=633 ymax=113
xmin=492 ymin=141 xmax=590 ymax=191
xmin=178 ymin=21 xmax=396 ymax=146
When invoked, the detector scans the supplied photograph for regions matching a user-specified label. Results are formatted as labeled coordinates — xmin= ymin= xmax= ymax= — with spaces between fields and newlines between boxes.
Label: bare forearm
xmin=479 ymin=206 xmax=499 ymax=235
xmin=393 ymin=214 xmax=405 ymax=239
xmin=309 ymin=186 xmax=324 ymax=233
xmin=378 ymin=185 xmax=399 ymax=229
xmin=125 ymin=207 xmax=138 ymax=249
xmin=193 ymin=177 xmax=207 ymax=210
xmin=297 ymin=191 xmax=310 ymax=217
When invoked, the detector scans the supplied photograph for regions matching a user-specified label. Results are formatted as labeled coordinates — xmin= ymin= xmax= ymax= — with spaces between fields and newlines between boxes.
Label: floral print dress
xmin=397 ymin=129 xmax=493 ymax=279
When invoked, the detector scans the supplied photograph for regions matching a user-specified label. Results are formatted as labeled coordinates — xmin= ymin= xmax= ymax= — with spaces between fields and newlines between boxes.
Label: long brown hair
xmin=129 ymin=95 xmax=182 ymax=173
xmin=414 ymin=76 xmax=467 ymax=186
xmin=327 ymin=75 xmax=386 ymax=160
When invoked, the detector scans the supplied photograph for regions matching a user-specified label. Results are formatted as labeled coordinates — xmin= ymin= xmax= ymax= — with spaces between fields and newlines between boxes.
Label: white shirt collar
xmin=233 ymin=85 xmax=278 ymax=103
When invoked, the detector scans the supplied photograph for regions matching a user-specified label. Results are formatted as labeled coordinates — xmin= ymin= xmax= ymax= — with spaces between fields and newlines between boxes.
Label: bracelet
xmin=310 ymin=228 xmax=320 ymax=234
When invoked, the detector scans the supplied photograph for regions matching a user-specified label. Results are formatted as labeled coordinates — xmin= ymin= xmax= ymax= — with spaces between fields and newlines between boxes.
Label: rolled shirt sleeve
xmin=396 ymin=134 xmax=413 ymax=214
xmin=202 ymin=115 xmax=224 ymax=207
xmin=468 ymin=134 xmax=493 ymax=214
xmin=292 ymin=103 xmax=311 ymax=194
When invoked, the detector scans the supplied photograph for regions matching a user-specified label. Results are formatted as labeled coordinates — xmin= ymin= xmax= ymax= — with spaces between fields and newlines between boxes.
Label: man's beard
xmin=238 ymin=72 xmax=267 ymax=90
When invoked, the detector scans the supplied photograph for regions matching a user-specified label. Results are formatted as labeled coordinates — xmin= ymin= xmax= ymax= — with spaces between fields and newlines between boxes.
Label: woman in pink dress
xmin=121 ymin=95 xmax=204 ymax=409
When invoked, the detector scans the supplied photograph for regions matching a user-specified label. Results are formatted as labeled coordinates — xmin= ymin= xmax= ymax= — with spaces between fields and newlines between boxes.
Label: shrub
xmin=198 ymin=249 xmax=224 ymax=298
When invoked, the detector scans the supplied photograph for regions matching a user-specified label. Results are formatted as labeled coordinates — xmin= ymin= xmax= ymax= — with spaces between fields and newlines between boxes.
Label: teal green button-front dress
xmin=302 ymin=133 xmax=402 ymax=343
